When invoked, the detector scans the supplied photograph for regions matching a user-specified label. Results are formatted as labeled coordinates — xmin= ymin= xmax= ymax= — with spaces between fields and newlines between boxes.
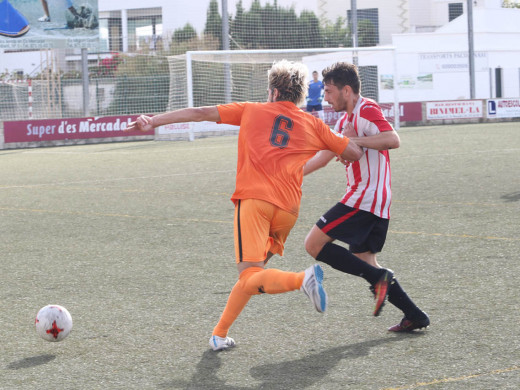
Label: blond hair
xmin=268 ymin=60 xmax=308 ymax=106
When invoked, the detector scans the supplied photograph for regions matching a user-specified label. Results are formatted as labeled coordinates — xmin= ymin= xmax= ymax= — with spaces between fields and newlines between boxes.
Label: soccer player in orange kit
xmin=127 ymin=60 xmax=365 ymax=351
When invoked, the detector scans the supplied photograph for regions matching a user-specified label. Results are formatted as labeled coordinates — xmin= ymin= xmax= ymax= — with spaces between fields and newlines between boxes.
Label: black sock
xmin=316 ymin=242 xmax=383 ymax=285
xmin=388 ymin=278 xmax=421 ymax=318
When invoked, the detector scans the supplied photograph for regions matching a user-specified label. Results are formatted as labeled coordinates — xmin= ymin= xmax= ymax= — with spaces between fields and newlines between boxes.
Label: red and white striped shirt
xmin=335 ymin=97 xmax=394 ymax=219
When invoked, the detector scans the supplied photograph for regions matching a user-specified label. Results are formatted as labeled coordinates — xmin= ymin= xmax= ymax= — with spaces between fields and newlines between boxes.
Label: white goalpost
xmin=159 ymin=46 xmax=398 ymax=141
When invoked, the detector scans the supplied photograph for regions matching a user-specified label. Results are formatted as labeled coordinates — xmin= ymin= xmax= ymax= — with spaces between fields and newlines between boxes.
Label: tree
xmin=199 ymin=0 xmax=360 ymax=52
xmin=229 ymin=0 xmax=333 ymax=49
xmin=503 ymin=0 xmax=520 ymax=8
xmin=204 ymin=0 xmax=222 ymax=47
xmin=172 ymin=24 xmax=197 ymax=43
xmin=322 ymin=17 xmax=349 ymax=48
xmin=299 ymin=10 xmax=324 ymax=48
xmin=239 ymin=0 xmax=263 ymax=49
xmin=229 ymin=0 xmax=245 ymax=49
xmin=358 ymin=19 xmax=378 ymax=47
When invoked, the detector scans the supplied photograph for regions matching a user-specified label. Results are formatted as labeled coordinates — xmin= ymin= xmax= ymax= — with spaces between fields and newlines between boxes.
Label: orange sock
xmin=241 ymin=267 xmax=305 ymax=295
xmin=212 ymin=280 xmax=251 ymax=338
xmin=212 ymin=267 xmax=305 ymax=337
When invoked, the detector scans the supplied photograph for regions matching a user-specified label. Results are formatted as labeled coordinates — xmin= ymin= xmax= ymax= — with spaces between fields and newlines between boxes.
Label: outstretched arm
xmin=127 ymin=106 xmax=221 ymax=132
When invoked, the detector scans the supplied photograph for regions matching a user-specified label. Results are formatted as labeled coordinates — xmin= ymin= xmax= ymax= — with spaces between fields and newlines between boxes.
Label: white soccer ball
xmin=35 ymin=305 xmax=73 ymax=342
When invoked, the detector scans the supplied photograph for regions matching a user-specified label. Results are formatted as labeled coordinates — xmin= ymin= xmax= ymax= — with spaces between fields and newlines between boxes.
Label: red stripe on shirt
xmin=380 ymin=152 xmax=389 ymax=216
xmin=353 ymin=149 xmax=371 ymax=209
xmin=369 ymin=152 xmax=381 ymax=214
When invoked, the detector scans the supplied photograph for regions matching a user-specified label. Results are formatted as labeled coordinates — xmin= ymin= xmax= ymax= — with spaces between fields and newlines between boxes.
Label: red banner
xmin=379 ymin=102 xmax=422 ymax=122
xmin=4 ymin=115 xmax=153 ymax=143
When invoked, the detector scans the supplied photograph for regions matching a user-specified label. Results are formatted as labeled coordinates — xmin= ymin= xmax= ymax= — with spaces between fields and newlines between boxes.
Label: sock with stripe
xmin=240 ymin=267 xmax=304 ymax=295
xmin=316 ymin=242 xmax=383 ymax=285
xmin=212 ymin=267 xmax=304 ymax=338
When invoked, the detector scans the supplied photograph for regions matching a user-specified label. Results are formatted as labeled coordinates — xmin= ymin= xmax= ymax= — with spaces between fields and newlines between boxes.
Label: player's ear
xmin=271 ymin=88 xmax=280 ymax=102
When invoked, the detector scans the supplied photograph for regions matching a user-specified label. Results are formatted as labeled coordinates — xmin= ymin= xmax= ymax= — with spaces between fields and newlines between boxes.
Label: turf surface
xmin=1 ymin=122 xmax=519 ymax=389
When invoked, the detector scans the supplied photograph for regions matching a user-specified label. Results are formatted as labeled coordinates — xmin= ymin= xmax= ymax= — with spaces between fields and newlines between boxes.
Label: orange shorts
xmin=234 ymin=199 xmax=298 ymax=263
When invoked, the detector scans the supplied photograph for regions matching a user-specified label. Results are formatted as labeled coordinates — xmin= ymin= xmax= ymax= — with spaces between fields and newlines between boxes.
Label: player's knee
xmin=304 ymin=236 xmax=322 ymax=259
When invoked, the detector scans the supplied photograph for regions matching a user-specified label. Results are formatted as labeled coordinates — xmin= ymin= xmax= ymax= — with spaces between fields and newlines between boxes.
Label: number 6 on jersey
xmin=270 ymin=115 xmax=293 ymax=149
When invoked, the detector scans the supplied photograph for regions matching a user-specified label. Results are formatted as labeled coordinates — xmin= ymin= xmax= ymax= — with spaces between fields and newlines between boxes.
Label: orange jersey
xmin=217 ymin=101 xmax=349 ymax=216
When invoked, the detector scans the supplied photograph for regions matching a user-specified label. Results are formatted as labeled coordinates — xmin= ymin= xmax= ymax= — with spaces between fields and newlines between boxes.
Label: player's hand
xmin=342 ymin=123 xmax=366 ymax=158
xmin=335 ymin=155 xmax=352 ymax=167
xmin=343 ymin=122 xmax=357 ymax=138
xmin=126 ymin=115 xmax=154 ymax=132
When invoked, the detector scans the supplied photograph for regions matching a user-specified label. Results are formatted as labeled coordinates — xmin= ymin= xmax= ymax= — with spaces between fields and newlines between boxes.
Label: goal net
xmin=161 ymin=47 xmax=397 ymax=140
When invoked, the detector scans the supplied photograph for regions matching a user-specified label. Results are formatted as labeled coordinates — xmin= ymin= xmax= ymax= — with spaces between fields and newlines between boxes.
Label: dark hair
xmin=322 ymin=62 xmax=361 ymax=94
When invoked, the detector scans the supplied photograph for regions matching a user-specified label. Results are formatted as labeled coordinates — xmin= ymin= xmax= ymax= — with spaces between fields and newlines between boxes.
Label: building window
xmin=347 ymin=8 xmax=379 ymax=46
xmin=99 ymin=18 xmax=123 ymax=52
xmin=449 ymin=3 xmax=464 ymax=22
xmin=99 ymin=8 xmax=162 ymax=53
xmin=128 ymin=16 xmax=163 ymax=52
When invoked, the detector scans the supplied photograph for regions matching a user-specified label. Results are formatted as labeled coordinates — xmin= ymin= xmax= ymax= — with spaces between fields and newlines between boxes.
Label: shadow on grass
xmin=159 ymin=335 xmax=421 ymax=389
xmin=7 ymin=354 xmax=56 ymax=370
xmin=501 ymin=191 xmax=520 ymax=203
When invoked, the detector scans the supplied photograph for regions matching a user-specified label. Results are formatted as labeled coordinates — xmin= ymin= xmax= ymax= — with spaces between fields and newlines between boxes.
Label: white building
xmin=321 ymin=0 xmax=470 ymax=45
xmin=390 ymin=0 xmax=520 ymax=101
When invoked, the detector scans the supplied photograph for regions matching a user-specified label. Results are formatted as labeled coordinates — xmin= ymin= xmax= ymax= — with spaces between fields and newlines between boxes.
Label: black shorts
xmin=316 ymin=203 xmax=389 ymax=253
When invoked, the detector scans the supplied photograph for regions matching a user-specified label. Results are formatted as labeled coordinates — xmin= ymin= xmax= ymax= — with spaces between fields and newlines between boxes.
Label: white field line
xmin=0 ymin=170 xmax=236 ymax=189
xmin=395 ymin=148 xmax=520 ymax=160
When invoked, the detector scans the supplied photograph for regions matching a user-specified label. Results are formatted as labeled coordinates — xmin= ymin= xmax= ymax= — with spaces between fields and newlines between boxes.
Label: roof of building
xmin=437 ymin=6 xmax=520 ymax=34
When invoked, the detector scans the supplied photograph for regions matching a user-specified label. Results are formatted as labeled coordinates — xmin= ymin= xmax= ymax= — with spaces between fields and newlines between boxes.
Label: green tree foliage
xmin=229 ymin=0 xmax=246 ymax=48
xmin=229 ymin=0 xmax=339 ymax=49
xmin=298 ymin=11 xmax=324 ymax=48
xmin=170 ymin=23 xmax=220 ymax=54
xmin=358 ymin=19 xmax=378 ymax=47
xmin=503 ymin=0 xmax=520 ymax=8
xmin=204 ymin=0 xmax=222 ymax=46
xmin=322 ymin=17 xmax=349 ymax=47
xmin=172 ymin=24 xmax=198 ymax=43
xmin=203 ymin=0 xmax=353 ymax=50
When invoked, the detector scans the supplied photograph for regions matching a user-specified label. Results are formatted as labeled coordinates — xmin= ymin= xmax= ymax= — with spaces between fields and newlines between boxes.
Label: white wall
xmin=392 ymin=35 xmax=520 ymax=101
xmin=321 ymin=0 xmax=460 ymax=43
xmin=390 ymin=6 xmax=520 ymax=101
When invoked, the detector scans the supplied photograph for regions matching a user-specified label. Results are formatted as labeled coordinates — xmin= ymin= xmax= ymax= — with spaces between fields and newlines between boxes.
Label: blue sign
xmin=487 ymin=100 xmax=497 ymax=116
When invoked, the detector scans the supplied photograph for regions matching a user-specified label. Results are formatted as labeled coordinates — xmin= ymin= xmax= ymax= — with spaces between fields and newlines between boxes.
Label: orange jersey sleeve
xmin=218 ymin=101 xmax=348 ymax=216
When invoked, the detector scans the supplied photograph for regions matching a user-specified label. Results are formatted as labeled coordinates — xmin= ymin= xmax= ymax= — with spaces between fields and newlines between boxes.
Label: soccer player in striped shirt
xmin=127 ymin=60 xmax=364 ymax=351
xmin=304 ymin=62 xmax=430 ymax=332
